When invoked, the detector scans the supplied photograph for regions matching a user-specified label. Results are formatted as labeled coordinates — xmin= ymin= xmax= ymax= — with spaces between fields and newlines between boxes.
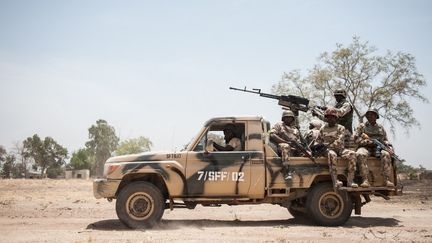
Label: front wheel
xmin=306 ymin=183 xmax=352 ymax=226
xmin=116 ymin=182 xmax=165 ymax=229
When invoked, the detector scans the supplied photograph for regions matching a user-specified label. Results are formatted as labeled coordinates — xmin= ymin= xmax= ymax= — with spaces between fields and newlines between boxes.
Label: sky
xmin=0 ymin=0 xmax=431 ymax=168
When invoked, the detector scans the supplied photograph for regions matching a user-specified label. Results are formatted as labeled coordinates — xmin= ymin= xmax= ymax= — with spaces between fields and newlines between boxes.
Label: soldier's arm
xmin=312 ymin=109 xmax=325 ymax=120
xmin=270 ymin=133 xmax=286 ymax=144
xmin=269 ymin=123 xmax=287 ymax=144
xmin=335 ymin=102 xmax=352 ymax=117
xmin=316 ymin=127 xmax=324 ymax=145
xmin=213 ymin=141 xmax=235 ymax=151
xmin=353 ymin=124 xmax=365 ymax=144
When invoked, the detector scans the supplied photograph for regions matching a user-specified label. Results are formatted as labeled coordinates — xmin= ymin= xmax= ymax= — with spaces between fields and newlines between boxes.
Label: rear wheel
xmin=306 ymin=183 xmax=352 ymax=226
xmin=116 ymin=181 xmax=165 ymax=229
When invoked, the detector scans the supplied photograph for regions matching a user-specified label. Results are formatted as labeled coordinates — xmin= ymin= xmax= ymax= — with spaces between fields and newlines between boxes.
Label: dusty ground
xmin=0 ymin=179 xmax=431 ymax=243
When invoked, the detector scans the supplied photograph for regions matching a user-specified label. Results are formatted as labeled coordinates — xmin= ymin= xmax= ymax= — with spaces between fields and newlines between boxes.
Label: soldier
xmin=213 ymin=124 xmax=241 ymax=151
xmin=313 ymin=88 xmax=354 ymax=147
xmin=270 ymin=110 xmax=301 ymax=180
xmin=317 ymin=108 xmax=358 ymax=188
xmin=332 ymin=89 xmax=354 ymax=133
xmin=354 ymin=109 xmax=394 ymax=187
xmin=305 ymin=119 xmax=322 ymax=146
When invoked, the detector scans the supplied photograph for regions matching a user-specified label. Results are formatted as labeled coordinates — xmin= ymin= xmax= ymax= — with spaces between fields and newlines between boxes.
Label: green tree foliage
xmin=85 ymin=119 xmax=119 ymax=178
xmin=116 ymin=136 xmax=153 ymax=156
xmin=1 ymin=153 xmax=16 ymax=178
xmin=23 ymin=134 xmax=68 ymax=178
xmin=70 ymin=148 xmax=94 ymax=170
xmin=272 ymin=36 xmax=428 ymax=133
xmin=12 ymin=142 xmax=31 ymax=178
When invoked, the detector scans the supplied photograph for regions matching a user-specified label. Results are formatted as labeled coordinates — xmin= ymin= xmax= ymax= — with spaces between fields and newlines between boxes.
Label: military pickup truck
xmin=93 ymin=116 xmax=400 ymax=229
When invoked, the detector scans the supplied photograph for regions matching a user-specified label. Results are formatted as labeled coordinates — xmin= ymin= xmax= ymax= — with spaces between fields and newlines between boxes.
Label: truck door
xmin=185 ymin=123 xmax=252 ymax=197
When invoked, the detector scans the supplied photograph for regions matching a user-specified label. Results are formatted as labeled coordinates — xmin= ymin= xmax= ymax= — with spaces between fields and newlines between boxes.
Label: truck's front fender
xmin=107 ymin=161 xmax=187 ymax=197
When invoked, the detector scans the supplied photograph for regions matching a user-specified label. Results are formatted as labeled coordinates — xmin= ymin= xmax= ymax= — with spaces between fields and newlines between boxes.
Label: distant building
xmin=26 ymin=168 xmax=45 ymax=179
xmin=65 ymin=169 xmax=90 ymax=180
xmin=419 ymin=170 xmax=432 ymax=180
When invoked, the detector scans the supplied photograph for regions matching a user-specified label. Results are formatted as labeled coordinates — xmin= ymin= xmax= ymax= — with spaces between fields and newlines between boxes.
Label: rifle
xmin=371 ymin=138 xmax=403 ymax=162
xmin=286 ymin=138 xmax=317 ymax=164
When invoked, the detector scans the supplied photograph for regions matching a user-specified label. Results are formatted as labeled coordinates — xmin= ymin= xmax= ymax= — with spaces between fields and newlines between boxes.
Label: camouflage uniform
xmin=270 ymin=121 xmax=301 ymax=162
xmin=270 ymin=110 xmax=301 ymax=180
xmin=354 ymin=113 xmax=393 ymax=187
xmin=314 ymin=89 xmax=354 ymax=147
xmin=317 ymin=122 xmax=358 ymax=187
xmin=333 ymin=89 xmax=354 ymax=149
xmin=305 ymin=120 xmax=322 ymax=146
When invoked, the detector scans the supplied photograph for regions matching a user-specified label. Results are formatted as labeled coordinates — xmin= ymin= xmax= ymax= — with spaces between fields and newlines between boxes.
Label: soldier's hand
xmin=360 ymin=139 xmax=373 ymax=147
xmin=387 ymin=147 xmax=395 ymax=155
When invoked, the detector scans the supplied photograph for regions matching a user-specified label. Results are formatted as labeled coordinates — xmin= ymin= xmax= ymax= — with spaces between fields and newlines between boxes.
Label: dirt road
xmin=0 ymin=179 xmax=431 ymax=242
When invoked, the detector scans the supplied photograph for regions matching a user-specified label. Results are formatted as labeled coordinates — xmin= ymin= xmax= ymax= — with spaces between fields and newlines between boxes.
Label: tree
xmin=85 ymin=119 xmax=119 ymax=178
xmin=12 ymin=141 xmax=32 ymax=178
xmin=272 ymin=36 xmax=428 ymax=133
xmin=69 ymin=148 xmax=94 ymax=170
xmin=23 ymin=134 xmax=68 ymax=178
xmin=116 ymin=136 xmax=153 ymax=155
xmin=1 ymin=152 xmax=15 ymax=178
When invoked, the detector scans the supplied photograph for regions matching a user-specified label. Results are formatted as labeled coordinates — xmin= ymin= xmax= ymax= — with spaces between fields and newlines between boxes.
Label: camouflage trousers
xmin=278 ymin=143 xmax=292 ymax=171
xmin=326 ymin=149 xmax=356 ymax=175
xmin=356 ymin=147 xmax=391 ymax=178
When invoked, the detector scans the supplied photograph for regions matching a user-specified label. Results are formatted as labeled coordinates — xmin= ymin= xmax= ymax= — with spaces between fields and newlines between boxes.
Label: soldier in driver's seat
xmin=213 ymin=124 xmax=242 ymax=151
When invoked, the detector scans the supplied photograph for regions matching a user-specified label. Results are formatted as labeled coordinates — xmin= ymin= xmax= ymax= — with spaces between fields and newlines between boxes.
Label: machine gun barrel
xmin=229 ymin=86 xmax=310 ymax=113
xmin=229 ymin=87 xmax=280 ymax=99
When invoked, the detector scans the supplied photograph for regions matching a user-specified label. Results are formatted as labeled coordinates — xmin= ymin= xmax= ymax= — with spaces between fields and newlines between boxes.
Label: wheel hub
xmin=127 ymin=193 xmax=154 ymax=220
xmin=319 ymin=192 xmax=343 ymax=218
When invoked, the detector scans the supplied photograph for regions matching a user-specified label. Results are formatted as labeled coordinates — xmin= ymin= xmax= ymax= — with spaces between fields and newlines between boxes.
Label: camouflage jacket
xmin=270 ymin=122 xmax=301 ymax=144
xmin=353 ymin=121 xmax=389 ymax=147
xmin=335 ymin=99 xmax=353 ymax=133
xmin=317 ymin=123 xmax=346 ymax=152
xmin=305 ymin=129 xmax=320 ymax=145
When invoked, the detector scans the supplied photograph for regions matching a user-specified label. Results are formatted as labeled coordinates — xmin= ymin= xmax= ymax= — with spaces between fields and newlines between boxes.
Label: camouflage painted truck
xmin=93 ymin=116 xmax=400 ymax=229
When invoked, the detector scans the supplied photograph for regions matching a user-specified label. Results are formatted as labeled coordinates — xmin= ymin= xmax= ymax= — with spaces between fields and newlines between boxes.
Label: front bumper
xmin=93 ymin=179 xmax=121 ymax=199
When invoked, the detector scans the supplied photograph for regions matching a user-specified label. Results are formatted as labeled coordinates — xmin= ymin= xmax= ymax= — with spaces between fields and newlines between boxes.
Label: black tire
xmin=288 ymin=207 xmax=308 ymax=219
xmin=287 ymin=197 xmax=308 ymax=219
xmin=306 ymin=183 xmax=352 ymax=226
xmin=116 ymin=181 xmax=165 ymax=229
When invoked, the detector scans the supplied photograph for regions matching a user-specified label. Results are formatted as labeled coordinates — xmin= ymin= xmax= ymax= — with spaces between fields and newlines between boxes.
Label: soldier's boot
xmin=284 ymin=172 xmax=293 ymax=181
xmin=360 ymin=179 xmax=370 ymax=188
xmin=282 ymin=161 xmax=292 ymax=181
xmin=347 ymin=172 xmax=358 ymax=188
xmin=335 ymin=179 xmax=343 ymax=187
xmin=332 ymin=172 xmax=343 ymax=187
xmin=384 ymin=177 xmax=394 ymax=187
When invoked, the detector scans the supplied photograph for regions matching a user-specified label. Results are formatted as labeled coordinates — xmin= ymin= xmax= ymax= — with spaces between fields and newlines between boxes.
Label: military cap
xmin=333 ymin=89 xmax=347 ymax=98
xmin=282 ymin=110 xmax=295 ymax=118
xmin=365 ymin=108 xmax=380 ymax=119
xmin=324 ymin=107 xmax=338 ymax=118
